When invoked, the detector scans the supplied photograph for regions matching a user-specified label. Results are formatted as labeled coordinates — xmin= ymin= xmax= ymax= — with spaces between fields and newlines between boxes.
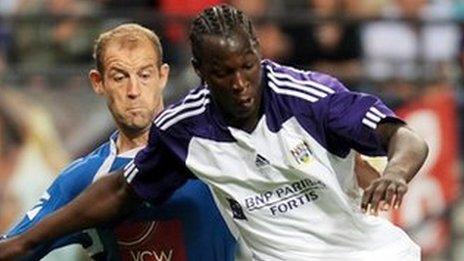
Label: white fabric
xmin=186 ymin=116 xmax=420 ymax=260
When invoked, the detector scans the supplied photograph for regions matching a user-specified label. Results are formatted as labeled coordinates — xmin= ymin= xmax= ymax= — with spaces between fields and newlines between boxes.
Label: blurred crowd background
xmin=0 ymin=0 xmax=463 ymax=260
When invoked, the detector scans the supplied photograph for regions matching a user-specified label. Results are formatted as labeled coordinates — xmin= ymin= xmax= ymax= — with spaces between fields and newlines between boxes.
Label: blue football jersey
xmin=7 ymin=133 xmax=237 ymax=261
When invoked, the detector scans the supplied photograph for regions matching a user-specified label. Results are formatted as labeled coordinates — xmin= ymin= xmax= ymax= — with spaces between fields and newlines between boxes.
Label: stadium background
xmin=0 ymin=0 xmax=462 ymax=260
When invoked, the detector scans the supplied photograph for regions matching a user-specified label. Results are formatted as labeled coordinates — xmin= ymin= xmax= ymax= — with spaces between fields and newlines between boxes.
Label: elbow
xmin=418 ymin=137 xmax=429 ymax=167
xmin=394 ymin=126 xmax=430 ymax=172
xmin=410 ymin=131 xmax=429 ymax=170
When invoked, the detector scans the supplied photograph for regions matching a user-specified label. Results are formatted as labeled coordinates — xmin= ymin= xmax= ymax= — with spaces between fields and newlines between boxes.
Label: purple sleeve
xmin=325 ymin=89 xmax=404 ymax=156
xmin=124 ymin=125 xmax=192 ymax=204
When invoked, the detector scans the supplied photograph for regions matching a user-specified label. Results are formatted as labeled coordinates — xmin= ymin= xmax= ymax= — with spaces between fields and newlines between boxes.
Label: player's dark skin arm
xmin=0 ymin=170 xmax=140 ymax=260
xmin=361 ymin=122 xmax=429 ymax=215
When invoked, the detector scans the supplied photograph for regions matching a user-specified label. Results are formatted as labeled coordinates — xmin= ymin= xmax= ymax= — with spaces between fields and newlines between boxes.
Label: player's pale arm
xmin=354 ymin=154 xmax=381 ymax=190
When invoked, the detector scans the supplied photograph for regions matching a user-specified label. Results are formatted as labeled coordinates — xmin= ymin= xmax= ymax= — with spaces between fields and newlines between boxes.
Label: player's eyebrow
xmin=138 ymin=64 xmax=156 ymax=71
xmin=210 ymin=60 xmax=226 ymax=70
xmin=242 ymin=48 xmax=256 ymax=59
xmin=243 ymin=47 xmax=253 ymax=54
xmin=108 ymin=66 xmax=128 ymax=74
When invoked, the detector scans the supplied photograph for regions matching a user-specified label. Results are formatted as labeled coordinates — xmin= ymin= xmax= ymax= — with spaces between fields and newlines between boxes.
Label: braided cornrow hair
xmin=189 ymin=4 xmax=258 ymax=64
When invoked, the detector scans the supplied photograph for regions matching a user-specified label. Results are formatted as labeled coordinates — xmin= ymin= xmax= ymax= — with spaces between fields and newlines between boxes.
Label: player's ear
xmin=253 ymin=38 xmax=263 ymax=59
xmin=89 ymin=69 xmax=104 ymax=95
xmin=191 ymin=58 xmax=203 ymax=80
xmin=158 ymin=63 xmax=170 ymax=91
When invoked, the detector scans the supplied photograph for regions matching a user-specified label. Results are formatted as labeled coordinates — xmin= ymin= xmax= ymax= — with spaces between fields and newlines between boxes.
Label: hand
xmin=0 ymin=236 xmax=30 ymax=260
xmin=361 ymin=173 xmax=408 ymax=215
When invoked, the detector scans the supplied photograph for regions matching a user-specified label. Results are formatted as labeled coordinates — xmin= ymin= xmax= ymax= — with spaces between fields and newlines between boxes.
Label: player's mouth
xmin=127 ymin=107 xmax=144 ymax=112
xmin=127 ymin=107 xmax=146 ymax=115
xmin=237 ymin=97 xmax=254 ymax=110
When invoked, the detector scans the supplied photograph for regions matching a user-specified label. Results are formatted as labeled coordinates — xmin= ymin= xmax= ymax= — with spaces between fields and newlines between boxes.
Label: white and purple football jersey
xmin=124 ymin=60 xmax=420 ymax=261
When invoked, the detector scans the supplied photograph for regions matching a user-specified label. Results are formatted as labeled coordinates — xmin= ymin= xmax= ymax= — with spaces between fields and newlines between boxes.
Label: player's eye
xmin=139 ymin=71 xmax=152 ymax=80
xmin=213 ymin=71 xmax=227 ymax=78
xmin=243 ymin=63 xmax=254 ymax=70
xmin=113 ymin=73 xmax=125 ymax=82
xmin=212 ymin=68 xmax=232 ymax=79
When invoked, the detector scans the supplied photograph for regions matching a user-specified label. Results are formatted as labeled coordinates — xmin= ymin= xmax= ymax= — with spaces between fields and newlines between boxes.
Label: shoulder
xmin=61 ymin=141 xmax=109 ymax=177
xmin=153 ymin=86 xmax=210 ymax=132
xmin=54 ymin=141 xmax=111 ymax=195
xmin=263 ymin=59 xmax=348 ymax=98
xmin=262 ymin=60 xmax=352 ymax=118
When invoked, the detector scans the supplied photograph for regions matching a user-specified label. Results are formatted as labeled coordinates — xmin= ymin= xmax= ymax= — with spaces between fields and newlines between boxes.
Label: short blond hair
xmin=93 ymin=23 xmax=163 ymax=72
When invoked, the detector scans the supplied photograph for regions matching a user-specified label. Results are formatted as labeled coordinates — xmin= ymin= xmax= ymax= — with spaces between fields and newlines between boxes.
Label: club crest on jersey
xmin=290 ymin=141 xmax=313 ymax=164
xmin=227 ymin=198 xmax=247 ymax=220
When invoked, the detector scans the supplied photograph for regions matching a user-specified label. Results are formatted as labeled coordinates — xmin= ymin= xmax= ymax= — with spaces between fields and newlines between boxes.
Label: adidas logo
xmin=255 ymin=154 xmax=270 ymax=168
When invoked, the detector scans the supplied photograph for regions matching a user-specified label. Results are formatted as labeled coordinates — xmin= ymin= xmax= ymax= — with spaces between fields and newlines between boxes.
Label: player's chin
xmin=233 ymin=106 xmax=256 ymax=119
xmin=125 ymin=116 xmax=152 ymax=131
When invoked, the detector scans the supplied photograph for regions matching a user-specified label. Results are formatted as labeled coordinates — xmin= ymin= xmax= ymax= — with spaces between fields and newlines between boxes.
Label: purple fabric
xmin=129 ymin=87 xmax=235 ymax=202
xmin=131 ymin=126 xmax=191 ymax=203
xmin=262 ymin=60 xmax=404 ymax=157
xmin=129 ymin=60 xmax=405 ymax=202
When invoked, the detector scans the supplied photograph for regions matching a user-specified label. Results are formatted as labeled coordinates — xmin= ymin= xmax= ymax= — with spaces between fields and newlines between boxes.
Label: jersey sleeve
xmin=264 ymin=61 xmax=404 ymax=157
xmin=7 ymin=159 xmax=94 ymax=236
xmin=124 ymin=124 xmax=193 ymax=204
xmin=16 ymin=232 xmax=92 ymax=261
xmin=5 ymin=159 xmax=99 ymax=259
xmin=324 ymin=84 xmax=404 ymax=156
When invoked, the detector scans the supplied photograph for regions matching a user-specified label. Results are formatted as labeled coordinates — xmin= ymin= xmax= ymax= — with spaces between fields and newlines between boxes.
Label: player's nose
xmin=127 ymin=76 xmax=141 ymax=98
xmin=231 ymin=71 xmax=247 ymax=93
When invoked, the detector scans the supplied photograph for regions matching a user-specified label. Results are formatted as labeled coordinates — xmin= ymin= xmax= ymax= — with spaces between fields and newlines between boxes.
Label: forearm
xmin=18 ymin=171 xmax=138 ymax=250
xmin=361 ymin=123 xmax=428 ymax=213
xmin=354 ymin=154 xmax=381 ymax=190
xmin=381 ymin=125 xmax=429 ymax=183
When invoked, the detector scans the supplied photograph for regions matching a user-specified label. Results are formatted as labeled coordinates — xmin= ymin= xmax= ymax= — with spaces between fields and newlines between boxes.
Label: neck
xmin=227 ymin=111 xmax=261 ymax=133
xmin=116 ymin=127 xmax=150 ymax=154
xmin=115 ymin=103 xmax=164 ymax=154
xmin=231 ymin=85 xmax=264 ymax=133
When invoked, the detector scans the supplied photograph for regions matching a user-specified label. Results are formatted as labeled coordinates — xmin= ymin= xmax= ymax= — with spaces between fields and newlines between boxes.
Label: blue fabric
xmin=6 ymin=138 xmax=236 ymax=261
